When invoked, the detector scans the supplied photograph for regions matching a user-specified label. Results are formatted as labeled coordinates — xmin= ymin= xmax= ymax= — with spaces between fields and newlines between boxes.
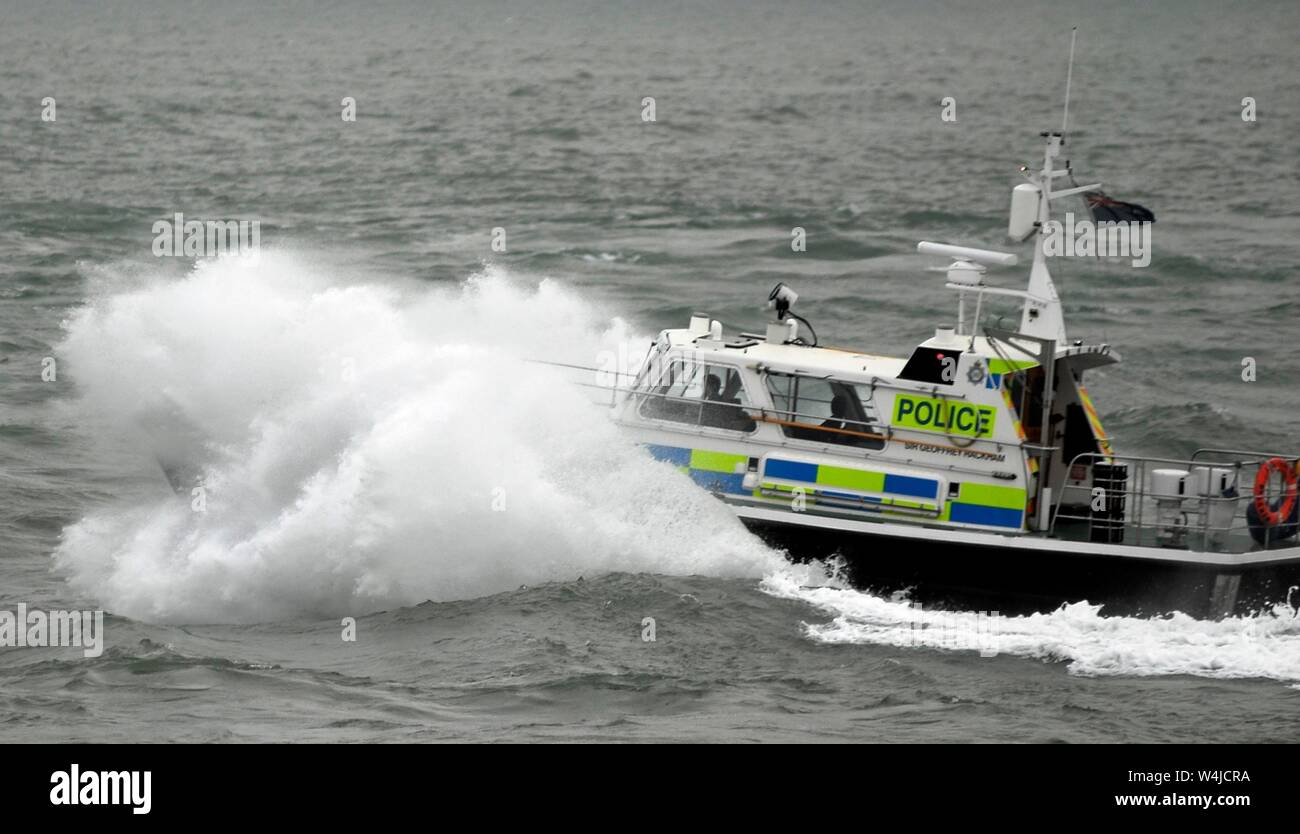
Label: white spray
xmin=54 ymin=251 xmax=786 ymax=623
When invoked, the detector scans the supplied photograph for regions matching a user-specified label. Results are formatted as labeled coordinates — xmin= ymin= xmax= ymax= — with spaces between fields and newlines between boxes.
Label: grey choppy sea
xmin=1 ymin=0 xmax=1298 ymax=742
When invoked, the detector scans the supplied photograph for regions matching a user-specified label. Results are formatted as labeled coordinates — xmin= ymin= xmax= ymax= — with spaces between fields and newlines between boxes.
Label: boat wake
xmin=762 ymin=571 xmax=1300 ymax=684
xmin=54 ymin=250 xmax=788 ymax=624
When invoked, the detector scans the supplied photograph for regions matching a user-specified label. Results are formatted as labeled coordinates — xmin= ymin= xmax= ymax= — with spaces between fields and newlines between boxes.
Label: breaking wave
xmin=54 ymin=250 xmax=785 ymax=623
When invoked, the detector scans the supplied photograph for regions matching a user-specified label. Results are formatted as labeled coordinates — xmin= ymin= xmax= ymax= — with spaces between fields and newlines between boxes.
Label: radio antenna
xmin=1061 ymin=26 xmax=1078 ymax=134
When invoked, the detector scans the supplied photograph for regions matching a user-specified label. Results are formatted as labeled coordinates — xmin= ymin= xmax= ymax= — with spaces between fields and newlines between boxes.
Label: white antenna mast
xmin=1061 ymin=26 xmax=1078 ymax=134
xmin=1018 ymin=26 xmax=1090 ymax=346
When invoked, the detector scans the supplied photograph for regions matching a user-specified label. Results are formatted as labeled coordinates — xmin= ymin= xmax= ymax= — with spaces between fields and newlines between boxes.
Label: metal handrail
xmin=525 ymin=358 xmax=638 ymax=378
xmin=633 ymin=388 xmax=885 ymax=440
xmin=626 ymin=385 xmax=1035 ymax=460
xmin=1192 ymin=448 xmax=1300 ymax=464
xmin=758 ymin=366 xmax=973 ymax=401
xmin=1050 ymin=450 xmax=1300 ymax=552
xmin=540 ymin=354 xmax=1021 ymax=455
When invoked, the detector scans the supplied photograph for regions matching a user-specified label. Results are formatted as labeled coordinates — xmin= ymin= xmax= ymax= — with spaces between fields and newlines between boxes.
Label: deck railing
xmin=1053 ymin=450 xmax=1300 ymax=553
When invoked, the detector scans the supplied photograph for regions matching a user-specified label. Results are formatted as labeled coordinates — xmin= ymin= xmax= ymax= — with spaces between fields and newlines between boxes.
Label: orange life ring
xmin=1252 ymin=457 xmax=1298 ymax=528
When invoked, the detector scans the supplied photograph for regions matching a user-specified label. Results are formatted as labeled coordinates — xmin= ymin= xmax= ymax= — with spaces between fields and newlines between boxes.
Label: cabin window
xmin=898 ymin=347 xmax=962 ymax=386
xmin=764 ymin=374 xmax=885 ymax=449
xmin=638 ymin=360 xmax=756 ymax=433
xmin=1062 ymin=402 xmax=1098 ymax=465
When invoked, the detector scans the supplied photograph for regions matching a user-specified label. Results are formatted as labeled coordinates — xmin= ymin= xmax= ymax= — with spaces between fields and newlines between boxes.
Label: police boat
xmin=592 ymin=128 xmax=1300 ymax=619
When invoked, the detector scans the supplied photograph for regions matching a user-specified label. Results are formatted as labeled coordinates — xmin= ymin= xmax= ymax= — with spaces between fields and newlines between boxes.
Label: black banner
xmin=5 ymin=744 xmax=1285 ymax=820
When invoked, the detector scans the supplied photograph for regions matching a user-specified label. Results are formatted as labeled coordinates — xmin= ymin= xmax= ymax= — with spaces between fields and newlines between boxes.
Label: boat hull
xmin=742 ymin=517 xmax=1300 ymax=619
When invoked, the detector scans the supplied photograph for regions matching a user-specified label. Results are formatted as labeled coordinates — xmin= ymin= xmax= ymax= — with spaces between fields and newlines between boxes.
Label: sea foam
xmin=55 ymin=250 xmax=784 ymax=623
xmin=761 ymin=571 xmax=1300 ymax=684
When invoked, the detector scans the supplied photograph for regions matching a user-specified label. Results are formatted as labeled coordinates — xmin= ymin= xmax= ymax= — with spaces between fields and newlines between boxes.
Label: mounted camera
xmin=766 ymin=283 xmax=799 ymax=319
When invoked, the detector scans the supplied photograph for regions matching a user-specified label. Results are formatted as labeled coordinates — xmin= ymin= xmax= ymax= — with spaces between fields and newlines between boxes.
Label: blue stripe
xmin=646 ymin=444 xmax=692 ymax=467
xmin=949 ymin=502 xmax=1023 ymax=529
xmin=765 ymin=458 xmax=819 ymax=483
xmin=884 ymin=473 xmax=938 ymax=499
xmin=689 ymin=470 xmax=746 ymax=494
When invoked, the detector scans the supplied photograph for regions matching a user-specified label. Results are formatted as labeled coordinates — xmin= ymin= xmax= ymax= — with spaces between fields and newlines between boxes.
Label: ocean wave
xmin=53 ymin=251 xmax=783 ymax=624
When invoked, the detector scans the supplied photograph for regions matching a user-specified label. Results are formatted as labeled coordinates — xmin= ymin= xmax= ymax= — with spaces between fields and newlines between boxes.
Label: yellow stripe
xmin=1000 ymin=387 xmax=1025 ymax=440
xmin=988 ymin=358 xmax=1039 ymax=374
xmin=1077 ymin=385 xmax=1113 ymax=456
xmin=1001 ymin=385 xmax=1038 ymax=473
